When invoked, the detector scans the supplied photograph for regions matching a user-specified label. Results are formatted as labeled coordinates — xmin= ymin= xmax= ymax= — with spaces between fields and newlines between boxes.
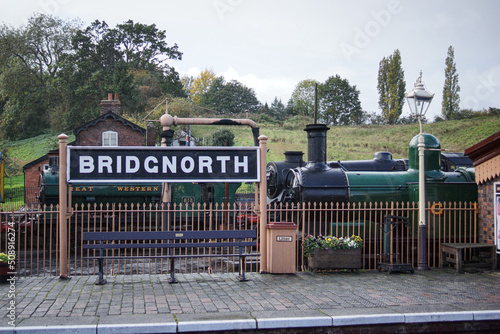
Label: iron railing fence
xmin=0 ymin=202 xmax=259 ymax=278
xmin=267 ymin=201 xmax=477 ymax=271
xmin=0 ymin=201 xmax=477 ymax=277
xmin=1 ymin=185 xmax=39 ymax=207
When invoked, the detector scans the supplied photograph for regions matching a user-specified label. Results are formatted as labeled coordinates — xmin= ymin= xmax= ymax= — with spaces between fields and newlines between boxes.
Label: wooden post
xmin=259 ymin=135 xmax=268 ymax=273
xmin=58 ymin=134 xmax=69 ymax=279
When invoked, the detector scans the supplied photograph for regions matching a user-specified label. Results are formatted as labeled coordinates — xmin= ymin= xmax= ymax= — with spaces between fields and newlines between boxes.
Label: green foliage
xmin=282 ymin=115 xmax=314 ymax=130
xmin=289 ymin=79 xmax=318 ymax=117
xmin=0 ymin=15 xmax=184 ymax=140
xmin=114 ymin=20 xmax=182 ymax=69
xmin=209 ymin=129 xmax=235 ymax=146
xmin=303 ymin=235 xmax=363 ymax=257
xmin=268 ymin=97 xmax=286 ymax=121
xmin=319 ymin=75 xmax=362 ymax=126
xmin=2 ymin=103 xmax=500 ymax=178
xmin=0 ymin=252 xmax=12 ymax=263
xmin=377 ymin=49 xmax=406 ymax=124
xmin=252 ymin=112 xmax=279 ymax=126
xmin=442 ymin=46 xmax=461 ymax=120
xmin=2 ymin=175 xmax=24 ymax=188
xmin=1 ymin=132 xmax=75 ymax=175
xmin=200 ymin=77 xmax=260 ymax=114
xmin=0 ymin=14 xmax=80 ymax=139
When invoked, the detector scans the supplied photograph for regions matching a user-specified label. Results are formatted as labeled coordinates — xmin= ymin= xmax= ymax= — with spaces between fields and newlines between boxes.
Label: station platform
xmin=1 ymin=269 xmax=500 ymax=333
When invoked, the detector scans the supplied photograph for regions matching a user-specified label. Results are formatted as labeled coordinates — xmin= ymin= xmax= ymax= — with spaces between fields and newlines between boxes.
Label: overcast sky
xmin=2 ymin=0 xmax=500 ymax=120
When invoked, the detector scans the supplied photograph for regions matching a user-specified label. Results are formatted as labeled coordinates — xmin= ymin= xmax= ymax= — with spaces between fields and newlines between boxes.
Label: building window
xmin=103 ymin=131 xmax=118 ymax=146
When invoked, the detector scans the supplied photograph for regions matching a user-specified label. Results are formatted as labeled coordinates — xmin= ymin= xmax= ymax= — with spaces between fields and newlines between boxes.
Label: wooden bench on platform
xmin=440 ymin=243 xmax=497 ymax=273
xmin=83 ymin=230 xmax=259 ymax=285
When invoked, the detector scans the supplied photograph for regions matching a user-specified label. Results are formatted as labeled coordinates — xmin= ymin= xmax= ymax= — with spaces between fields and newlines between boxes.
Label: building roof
xmin=464 ymin=132 xmax=500 ymax=166
xmin=464 ymin=131 xmax=500 ymax=184
xmin=73 ymin=111 xmax=146 ymax=136
xmin=23 ymin=154 xmax=48 ymax=171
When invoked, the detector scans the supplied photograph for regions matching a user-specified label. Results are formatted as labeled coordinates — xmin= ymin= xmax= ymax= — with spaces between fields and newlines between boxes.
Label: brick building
xmin=23 ymin=94 xmax=156 ymax=204
xmin=464 ymin=131 xmax=500 ymax=260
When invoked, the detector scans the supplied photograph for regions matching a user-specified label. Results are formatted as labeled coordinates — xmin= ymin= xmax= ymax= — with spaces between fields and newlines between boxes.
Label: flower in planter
xmin=303 ymin=234 xmax=363 ymax=257
xmin=0 ymin=252 xmax=14 ymax=264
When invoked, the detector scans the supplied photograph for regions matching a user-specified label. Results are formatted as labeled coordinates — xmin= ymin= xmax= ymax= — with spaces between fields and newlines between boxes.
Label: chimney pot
xmin=114 ymin=93 xmax=119 ymax=101
xmin=108 ymin=93 xmax=113 ymax=100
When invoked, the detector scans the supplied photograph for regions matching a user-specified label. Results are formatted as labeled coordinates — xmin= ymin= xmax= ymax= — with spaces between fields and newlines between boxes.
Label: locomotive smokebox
xmin=266 ymin=151 xmax=304 ymax=199
xmin=305 ymin=124 xmax=330 ymax=170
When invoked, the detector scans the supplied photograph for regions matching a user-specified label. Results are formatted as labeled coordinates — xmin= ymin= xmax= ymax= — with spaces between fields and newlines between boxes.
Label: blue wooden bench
xmin=82 ymin=230 xmax=259 ymax=285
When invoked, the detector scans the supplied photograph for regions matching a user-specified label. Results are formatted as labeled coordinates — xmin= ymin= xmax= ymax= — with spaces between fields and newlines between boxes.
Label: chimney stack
xmin=304 ymin=124 xmax=330 ymax=171
xmin=100 ymin=93 xmax=121 ymax=115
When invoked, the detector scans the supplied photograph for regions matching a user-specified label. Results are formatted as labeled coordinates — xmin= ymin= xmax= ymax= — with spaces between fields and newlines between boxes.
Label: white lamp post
xmin=406 ymin=71 xmax=434 ymax=271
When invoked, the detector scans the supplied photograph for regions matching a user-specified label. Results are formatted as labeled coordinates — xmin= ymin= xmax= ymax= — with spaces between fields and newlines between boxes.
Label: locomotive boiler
xmin=267 ymin=124 xmax=477 ymax=206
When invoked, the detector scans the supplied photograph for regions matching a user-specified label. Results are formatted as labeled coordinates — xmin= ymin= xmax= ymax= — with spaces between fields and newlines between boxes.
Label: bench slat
xmin=83 ymin=230 xmax=257 ymax=241
xmin=83 ymin=253 xmax=260 ymax=261
xmin=83 ymin=241 xmax=256 ymax=250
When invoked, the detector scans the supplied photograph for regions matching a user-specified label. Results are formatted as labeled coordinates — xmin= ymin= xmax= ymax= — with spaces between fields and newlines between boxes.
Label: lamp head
xmin=406 ymin=71 xmax=434 ymax=117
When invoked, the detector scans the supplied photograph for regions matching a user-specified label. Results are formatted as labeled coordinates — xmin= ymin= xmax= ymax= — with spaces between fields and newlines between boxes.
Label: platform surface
xmin=1 ymin=269 xmax=500 ymax=333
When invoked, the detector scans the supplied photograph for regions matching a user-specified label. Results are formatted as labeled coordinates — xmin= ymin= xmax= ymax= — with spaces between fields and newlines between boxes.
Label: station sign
xmin=67 ymin=146 xmax=260 ymax=183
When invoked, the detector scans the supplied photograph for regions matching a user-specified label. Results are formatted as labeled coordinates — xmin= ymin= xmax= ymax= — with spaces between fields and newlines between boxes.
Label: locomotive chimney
xmin=304 ymin=124 xmax=330 ymax=170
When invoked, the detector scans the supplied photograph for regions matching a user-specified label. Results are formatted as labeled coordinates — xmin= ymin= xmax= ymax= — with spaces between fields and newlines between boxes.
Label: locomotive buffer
xmin=377 ymin=215 xmax=414 ymax=274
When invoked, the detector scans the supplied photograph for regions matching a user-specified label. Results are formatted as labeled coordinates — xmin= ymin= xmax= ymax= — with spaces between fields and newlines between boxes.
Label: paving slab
xmin=15 ymin=316 xmax=98 ymax=334
xmin=252 ymin=310 xmax=332 ymax=329
xmin=98 ymin=314 xmax=177 ymax=334
xmin=0 ymin=269 xmax=499 ymax=333
xmin=176 ymin=311 xmax=256 ymax=332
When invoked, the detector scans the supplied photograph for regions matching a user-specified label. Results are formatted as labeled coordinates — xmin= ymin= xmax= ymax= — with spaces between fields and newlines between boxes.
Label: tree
xmin=289 ymin=79 xmax=318 ymax=117
xmin=319 ymin=75 xmax=362 ymax=126
xmin=377 ymin=49 xmax=406 ymax=124
xmin=112 ymin=20 xmax=182 ymax=70
xmin=200 ymin=77 xmax=261 ymax=114
xmin=442 ymin=46 xmax=460 ymax=120
xmin=181 ymin=75 xmax=194 ymax=99
xmin=209 ymin=129 xmax=234 ymax=146
xmin=268 ymin=97 xmax=286 ymax=120
xmin=0 ymin=15 xmax=185 ymax=137
xmin=190 ymin=69 xmax=216 ymax=105
xmin=60 ymin=19 xmax=184 ymax=127
xmin=0 ymin=14 xmax=80 ymax=139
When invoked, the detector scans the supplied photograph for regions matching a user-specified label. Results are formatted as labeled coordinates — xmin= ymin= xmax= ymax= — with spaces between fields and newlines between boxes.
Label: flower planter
xmin=0 ymin=264 xmax=12 ymax=283
xmin=308 ymin=248 xmax=362 ymax=271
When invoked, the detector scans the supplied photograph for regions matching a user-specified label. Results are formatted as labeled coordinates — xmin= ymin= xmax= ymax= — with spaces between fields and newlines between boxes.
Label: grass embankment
xmin=1 ymin=116 xmax=499 ymax=181
xmin=191 ymin=116 xmax=500 ymax=163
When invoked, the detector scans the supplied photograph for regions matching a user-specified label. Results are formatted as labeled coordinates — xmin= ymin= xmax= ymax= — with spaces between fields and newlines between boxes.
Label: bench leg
xmin=168 ymin=258 xmax=178 ymax=284
xmin=95 ymin=258 xmax=107 ymax=285
xmin=238 ymin=256 xmax=248 ymax=282
xmin=491 ymin=247 xmax=497 ymax=270
xmin=456 ymin=250 xmax=463 ymax=273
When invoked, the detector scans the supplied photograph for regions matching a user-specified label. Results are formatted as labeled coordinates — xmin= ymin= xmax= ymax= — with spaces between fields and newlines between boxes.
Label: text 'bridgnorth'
xmin=79 ymin=155 xmax=249 ymax=175
xmin=68 ymin=147 xmax=260 ymax=182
